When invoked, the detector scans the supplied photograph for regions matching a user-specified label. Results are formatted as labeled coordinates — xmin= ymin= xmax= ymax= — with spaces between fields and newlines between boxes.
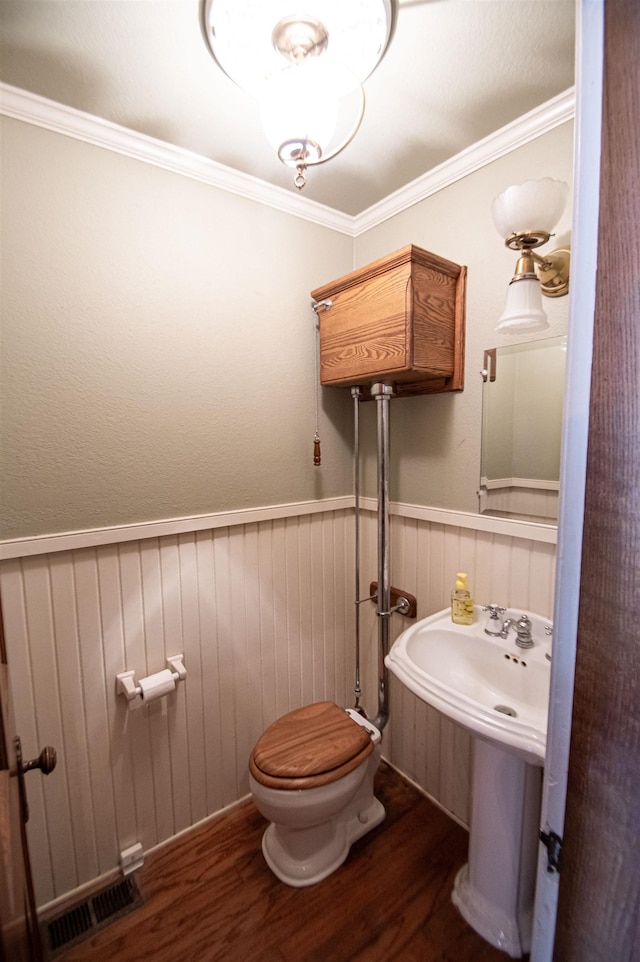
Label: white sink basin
xmin=386 ymin=606 xmax=551 ymax=764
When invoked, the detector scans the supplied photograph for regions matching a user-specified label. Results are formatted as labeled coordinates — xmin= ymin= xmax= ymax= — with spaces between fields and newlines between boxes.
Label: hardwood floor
xmin=56 ymin=763 xmax=520 ymax=961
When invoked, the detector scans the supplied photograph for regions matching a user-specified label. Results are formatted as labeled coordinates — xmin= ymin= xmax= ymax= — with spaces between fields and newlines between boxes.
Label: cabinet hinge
xmin=540 ymin=829 xmax=563 ymax=873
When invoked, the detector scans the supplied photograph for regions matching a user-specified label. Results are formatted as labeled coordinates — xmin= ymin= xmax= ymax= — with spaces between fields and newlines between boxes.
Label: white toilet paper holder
xmin=116 ymin=654 xmax=186 ymax=709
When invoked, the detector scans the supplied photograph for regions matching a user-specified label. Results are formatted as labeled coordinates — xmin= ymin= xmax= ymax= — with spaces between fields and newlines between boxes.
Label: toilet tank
xmin=311 ymin=244 xmax=467 ymax=398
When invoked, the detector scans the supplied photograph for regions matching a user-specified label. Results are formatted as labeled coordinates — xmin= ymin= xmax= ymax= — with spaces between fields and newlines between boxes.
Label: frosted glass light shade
xmin=496 ymin=278 xmax=549 ymax=333
xmin=492 ymin=178 xmax=569 ymax=238
xmin=202 ymin=0 xmax=393 ymax=96
xmin=259 ymin=58 xmax=364 ymax=165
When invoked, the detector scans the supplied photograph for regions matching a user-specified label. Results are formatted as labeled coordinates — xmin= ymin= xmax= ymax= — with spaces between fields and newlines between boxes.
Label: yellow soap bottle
xmin=451 ymin=572 xmax=474 ymax=625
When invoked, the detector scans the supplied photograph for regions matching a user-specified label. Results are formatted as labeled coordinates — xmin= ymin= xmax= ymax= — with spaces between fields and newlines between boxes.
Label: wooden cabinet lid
xmin=310 ymin=244 xmax=463 ymax=301
xmin=251 ymin=701 xmax=372 ymax=780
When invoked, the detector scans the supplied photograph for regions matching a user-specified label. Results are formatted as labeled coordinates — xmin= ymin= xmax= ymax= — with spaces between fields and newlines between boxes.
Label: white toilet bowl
xmin=249 ymin=702 xmax=385 ymax=887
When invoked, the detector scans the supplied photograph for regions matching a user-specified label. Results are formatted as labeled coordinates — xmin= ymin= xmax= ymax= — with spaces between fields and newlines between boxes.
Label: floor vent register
xmin=42 ymin=876 xmax=143 ymax=957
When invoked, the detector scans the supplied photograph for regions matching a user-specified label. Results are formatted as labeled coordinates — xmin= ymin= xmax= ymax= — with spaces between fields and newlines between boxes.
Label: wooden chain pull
xmin=313 ymin=433 xmax=321 ymax=466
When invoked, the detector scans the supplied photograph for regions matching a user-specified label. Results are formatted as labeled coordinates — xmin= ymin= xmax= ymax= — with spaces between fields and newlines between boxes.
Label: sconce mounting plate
xmin=538 ymin=247 xmax=571 ymax=298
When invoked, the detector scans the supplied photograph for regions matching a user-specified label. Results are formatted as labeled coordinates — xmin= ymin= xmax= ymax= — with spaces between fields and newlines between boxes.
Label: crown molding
xmin=1 ymin=82 xmax=574 ymax=238
xmin=0 ymin=82 xmax=354 ymax=235
xmin=352 ymin=87 xmax=576 ymax=235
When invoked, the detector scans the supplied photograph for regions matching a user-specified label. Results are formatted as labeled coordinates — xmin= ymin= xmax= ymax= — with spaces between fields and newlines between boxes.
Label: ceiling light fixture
xmin=492 ymin=178 xmax=571 ymax=333
xmin=200 ymin=0 xmax=394 ymax=190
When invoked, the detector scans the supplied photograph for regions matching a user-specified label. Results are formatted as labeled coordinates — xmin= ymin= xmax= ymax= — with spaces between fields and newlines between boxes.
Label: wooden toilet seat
xmin=249 ymin=701 xmax=375 ymax=791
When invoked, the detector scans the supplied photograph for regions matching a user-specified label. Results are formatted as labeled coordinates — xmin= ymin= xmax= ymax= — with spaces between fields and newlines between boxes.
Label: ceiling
xmin=0 ymin=0 xmax=576 ymax=216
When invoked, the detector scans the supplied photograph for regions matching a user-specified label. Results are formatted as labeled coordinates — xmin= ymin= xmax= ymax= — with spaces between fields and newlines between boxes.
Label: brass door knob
xmin=22 ymin=745 xmax=57 ymax=776
xmin=11 ymin=737 xmax=57 ymax=823
xmin=13 ymin=737 xmax=57 ymax=778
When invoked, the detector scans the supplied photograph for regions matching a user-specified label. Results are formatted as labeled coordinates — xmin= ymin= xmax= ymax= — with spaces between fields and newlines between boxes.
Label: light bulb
xmin=259 ymin=58 xmax=364 ymax=166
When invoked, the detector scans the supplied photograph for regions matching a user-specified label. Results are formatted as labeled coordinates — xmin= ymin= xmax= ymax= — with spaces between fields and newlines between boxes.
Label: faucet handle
xmin=483 ymin=604 xmax=506 ymax=637
xmin=482 ymin=604 xmax=506 ymax=618
xmin=514 ymin=614 xmax=534 ymax=649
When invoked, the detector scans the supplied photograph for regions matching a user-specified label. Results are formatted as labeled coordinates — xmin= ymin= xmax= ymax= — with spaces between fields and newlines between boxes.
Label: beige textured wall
xmin=354 ymin=121 xmax=574 ymax=512
xmin=1 ymin=116 xmax=574 ymax=538
xmin=0 ymin=118 xmax=354 ymax=539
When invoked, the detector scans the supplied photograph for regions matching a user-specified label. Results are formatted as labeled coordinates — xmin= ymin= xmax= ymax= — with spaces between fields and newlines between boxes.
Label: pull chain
xmin=313 ymin=308 xmax=321 ymax=465
xmin=311 ymin=299 xmax=332 ymax=466
xmin=295 ymin=163 xmax=307 ymax=190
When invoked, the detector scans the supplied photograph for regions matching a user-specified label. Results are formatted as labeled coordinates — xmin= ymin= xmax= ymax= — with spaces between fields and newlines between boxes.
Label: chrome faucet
xmin=482 ymin=604 xmax=506 ymax=636
xmin=483 ymin=606 xmax=535 ymax=648
xmin=502 ymin=613 xmax=534 ymax=649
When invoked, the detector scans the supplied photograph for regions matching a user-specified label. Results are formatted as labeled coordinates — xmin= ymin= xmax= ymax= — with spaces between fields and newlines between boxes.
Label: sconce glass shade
xmin=492 ymin=178 xmax=569 ymax=240
xmin=259 ymin=58 xmax=365 ymax=166
xmin=201 ymin=0 xmax=393 ymax=96
xmin=496 ymin=278 xmax=549 ymax=334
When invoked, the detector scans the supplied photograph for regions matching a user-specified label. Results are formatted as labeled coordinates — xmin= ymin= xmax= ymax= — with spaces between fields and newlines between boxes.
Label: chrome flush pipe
xmin=351 ymin=386 xmax=366 ymax=715
xmin=370 ymin=382 xmax=395 ymax=731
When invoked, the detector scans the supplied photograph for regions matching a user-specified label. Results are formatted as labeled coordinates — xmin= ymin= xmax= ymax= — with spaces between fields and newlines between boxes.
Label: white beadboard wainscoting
xmin=0 ymin=500 xmax=556 ymax=910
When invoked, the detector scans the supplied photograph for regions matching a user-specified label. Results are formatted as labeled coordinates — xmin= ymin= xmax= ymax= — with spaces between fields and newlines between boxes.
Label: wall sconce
xmin=492 ymin=178 xmax=571 ymax=333
xmin=200 ymin=0 xmax=394 ymax=190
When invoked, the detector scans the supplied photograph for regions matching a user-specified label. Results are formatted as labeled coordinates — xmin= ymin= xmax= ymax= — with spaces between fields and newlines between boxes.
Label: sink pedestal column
xmin=452 ymin=739 xmax=543 ymax=958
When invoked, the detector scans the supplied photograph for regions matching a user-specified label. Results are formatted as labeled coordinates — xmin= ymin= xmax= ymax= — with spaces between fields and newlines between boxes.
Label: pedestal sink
xmin=385 ymin=606 xmax=552 ymax=958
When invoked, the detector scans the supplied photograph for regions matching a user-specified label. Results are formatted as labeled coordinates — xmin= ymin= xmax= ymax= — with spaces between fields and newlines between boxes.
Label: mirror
xmin=479 ymin=336 xmax=566 ymax=523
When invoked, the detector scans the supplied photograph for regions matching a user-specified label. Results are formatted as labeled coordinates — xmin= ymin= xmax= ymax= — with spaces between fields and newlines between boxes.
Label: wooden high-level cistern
xmin=311 ymin=244 xmax=467 ymax=724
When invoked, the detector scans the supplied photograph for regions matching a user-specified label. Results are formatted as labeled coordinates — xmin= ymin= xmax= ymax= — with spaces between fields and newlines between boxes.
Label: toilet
xmin=248 ymin=701 xmax=385 ymax=887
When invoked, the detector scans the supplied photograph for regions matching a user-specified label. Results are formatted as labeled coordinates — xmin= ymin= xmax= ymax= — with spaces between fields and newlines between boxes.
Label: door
xmin=530 ymin=1 xmax=605 ymax=958
xmin=0 ymin=597 xmax=56 ymax=962
xmin=533 ymin=1 xmax=640 ymax=959
xmin=552 ymin=0 xmax=640 ymax=957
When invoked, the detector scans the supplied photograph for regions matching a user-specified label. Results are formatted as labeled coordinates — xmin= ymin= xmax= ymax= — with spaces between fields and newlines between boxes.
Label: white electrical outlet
xmin=119 ymin=842 xmax=144 ymax=876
